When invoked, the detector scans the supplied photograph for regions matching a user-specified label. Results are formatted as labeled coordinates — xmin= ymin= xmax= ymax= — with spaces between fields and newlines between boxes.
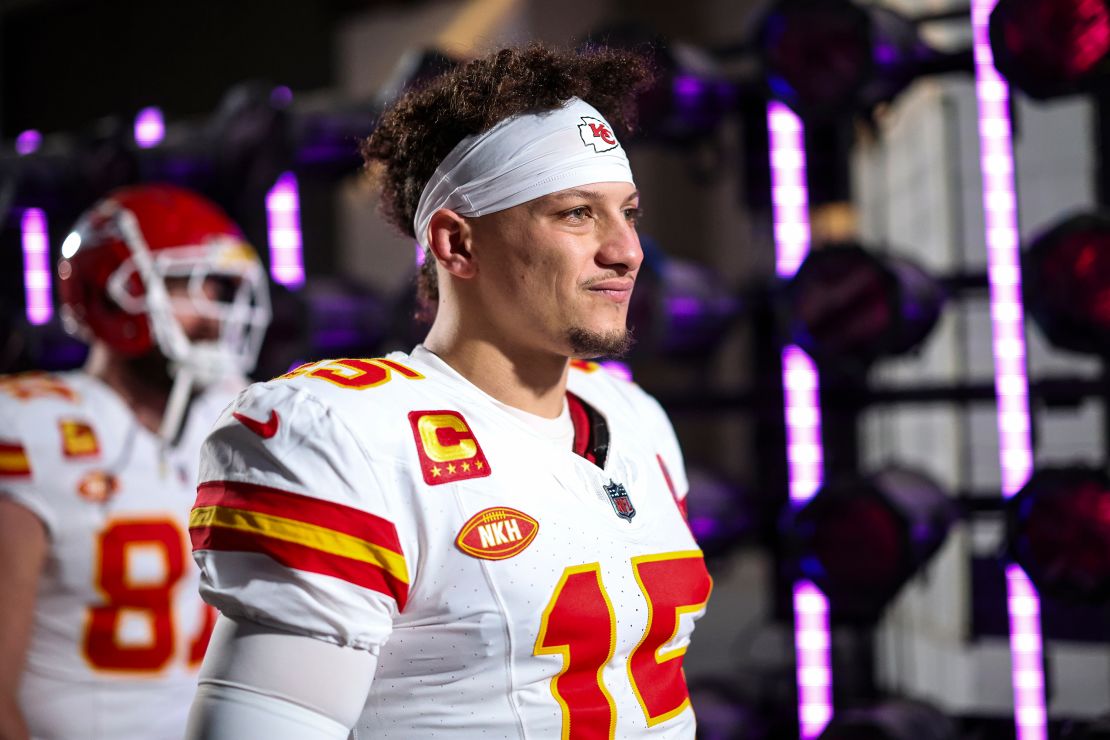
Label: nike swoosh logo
xmin=232 ymin=410 xmax=280 ymax=439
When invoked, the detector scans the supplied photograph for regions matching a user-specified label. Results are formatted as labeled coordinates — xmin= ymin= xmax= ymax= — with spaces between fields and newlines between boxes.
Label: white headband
xmin=413 ymin=97 xmax=635 ymax=250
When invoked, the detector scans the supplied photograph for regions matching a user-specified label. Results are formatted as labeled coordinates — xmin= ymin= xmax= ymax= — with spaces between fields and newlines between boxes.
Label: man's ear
xmin=427 ymin=209 xmax=476 ymax=279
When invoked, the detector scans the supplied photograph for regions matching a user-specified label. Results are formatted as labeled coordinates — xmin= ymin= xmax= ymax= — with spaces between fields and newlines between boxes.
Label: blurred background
xmin=4 ymin=0 xmax=1110 ymax=737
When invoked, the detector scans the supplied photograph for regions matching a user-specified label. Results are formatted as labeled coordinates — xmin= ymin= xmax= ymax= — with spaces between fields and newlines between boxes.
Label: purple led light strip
xmin=21 ymin=209 xmax=53 ymax=325
xmin=969 ymin=3 xmax=1045 ymax=738
xmin=768 ymin=101 xmax=831 ymax=740
xmin=770 ymin=103 xmax=812 ymax=279
xmin=265 ymin=172 xmax=306 ymax=289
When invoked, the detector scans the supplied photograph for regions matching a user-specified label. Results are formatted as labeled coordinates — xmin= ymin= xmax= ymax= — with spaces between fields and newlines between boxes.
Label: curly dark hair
xmin=361 ymin=43 xmax=654 ymax=312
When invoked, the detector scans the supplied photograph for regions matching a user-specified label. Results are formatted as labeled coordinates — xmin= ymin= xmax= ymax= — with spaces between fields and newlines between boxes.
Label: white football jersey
xmin=193 ymin=347 xmax=710 ymax=739
xmin=0 ymin=370 xmax=240 ymax=740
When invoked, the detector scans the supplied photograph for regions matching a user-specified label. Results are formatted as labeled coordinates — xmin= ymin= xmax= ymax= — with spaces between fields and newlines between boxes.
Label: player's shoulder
xmin=0 ymin=371 xmax=123 ymax=510
xmin=220 ymin=350 xmax=437 ymax=446
xmin=0 ymin=370 xmax=89 ymax=413
xmin=566 ymin=359 xmax=659 ymax=414
xmin=251 ymin=350 xmax=433 ymax=410
xmin=0 ymin=370 xmax=120 ymax=447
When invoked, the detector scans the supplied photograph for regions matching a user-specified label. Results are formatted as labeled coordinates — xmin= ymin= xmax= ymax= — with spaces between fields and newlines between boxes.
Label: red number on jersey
xmin=535 ymin=553 xmax=712 ymax=737
xmin=535 ymin=564 xmax=617 ymax=740
xmin=627 ymin=552 xmax=713 ymax=725
xmin=280 ymin=358 xmax=423 ymax=390
xmin=82 ymin=518 xmax=215 ymax=673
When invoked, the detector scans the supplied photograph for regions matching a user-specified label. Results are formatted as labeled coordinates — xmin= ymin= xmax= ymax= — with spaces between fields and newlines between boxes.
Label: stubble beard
xmin=566 ymin=326 xmax=635 ymax=359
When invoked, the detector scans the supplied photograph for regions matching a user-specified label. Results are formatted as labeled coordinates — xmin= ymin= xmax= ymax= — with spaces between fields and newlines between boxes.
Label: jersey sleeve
xmin=0 ymin=395 xmax=58 ymax=534
xmin=642 ymin=389 xmax=690 ymax=503
xmin=190 ymin=380 xmax=408 ymax=652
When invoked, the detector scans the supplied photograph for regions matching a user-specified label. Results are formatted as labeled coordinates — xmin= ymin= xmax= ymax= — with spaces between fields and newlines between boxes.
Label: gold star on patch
xmin=475 ymin=461 xmax=484 ymax=470
xmin=447 ymin=463 xmax=457 ymax=474
xmin=430 ymin=465 xmax=442 ymax=477
xmin=462 ymin=462 xmax=471 ymax=472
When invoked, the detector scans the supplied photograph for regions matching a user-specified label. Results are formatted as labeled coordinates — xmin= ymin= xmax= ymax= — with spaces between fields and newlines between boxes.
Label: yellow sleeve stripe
xmin=190 ymin=505 xmax=409 ymax=585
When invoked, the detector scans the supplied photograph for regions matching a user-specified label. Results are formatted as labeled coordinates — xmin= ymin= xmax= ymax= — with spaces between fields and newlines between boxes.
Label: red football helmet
xmin=58 ymin=184 xmax=271 ymax=383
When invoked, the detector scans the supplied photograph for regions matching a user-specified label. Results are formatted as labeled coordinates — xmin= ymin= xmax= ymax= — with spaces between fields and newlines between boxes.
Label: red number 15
xmin=534 ymin=551 xmax=712 ymax=739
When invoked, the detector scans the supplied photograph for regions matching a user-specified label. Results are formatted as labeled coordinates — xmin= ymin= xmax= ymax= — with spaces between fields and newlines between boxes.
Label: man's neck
xmin=422 ymin=332 xmax=569 ymax=419
xmin=84 ymin=343 xmax=172 ymax=435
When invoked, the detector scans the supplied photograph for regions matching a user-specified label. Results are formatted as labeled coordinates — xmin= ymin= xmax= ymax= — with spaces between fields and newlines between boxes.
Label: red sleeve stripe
xmin=190 ymin=525 xmax=409 ymax=609
xmin=0 ymin=442 xmax=31 ymax=478
xmin=195 ymin=480 xmax=402 ymax=556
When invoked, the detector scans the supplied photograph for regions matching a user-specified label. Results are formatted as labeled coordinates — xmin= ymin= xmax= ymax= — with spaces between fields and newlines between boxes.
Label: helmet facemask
xmin=110 ymin=208 xmax=271 ymax=387
xmin=112 ymin=207 xmax=270 ymax=444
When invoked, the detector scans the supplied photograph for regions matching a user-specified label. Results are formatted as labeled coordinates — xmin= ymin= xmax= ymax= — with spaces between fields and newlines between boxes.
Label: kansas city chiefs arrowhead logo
xmin=455 ymin=507 xmax=539 ymax=560
xmin=578 ymin=116 xmax=619 ymax=152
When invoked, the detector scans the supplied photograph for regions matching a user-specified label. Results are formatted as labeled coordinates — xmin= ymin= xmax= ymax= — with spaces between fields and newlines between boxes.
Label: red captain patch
xmin=408 ymin=410 xmax=492 ymax=486
xmin=455 ymin=507 xmax=539 ymax=560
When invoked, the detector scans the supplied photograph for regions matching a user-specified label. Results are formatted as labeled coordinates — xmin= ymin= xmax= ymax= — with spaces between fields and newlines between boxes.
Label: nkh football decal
xmin=456 ymin=507 xmax=539 ymax=560
xmin=408 ymin=410 xmax=492 ymax=486
xmin=578 ymin=116 xmax=620 ymax=153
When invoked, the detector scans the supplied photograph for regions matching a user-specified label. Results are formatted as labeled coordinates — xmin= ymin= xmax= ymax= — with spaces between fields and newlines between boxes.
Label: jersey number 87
xmin=82 ymin=518 xmax=215 ymax=673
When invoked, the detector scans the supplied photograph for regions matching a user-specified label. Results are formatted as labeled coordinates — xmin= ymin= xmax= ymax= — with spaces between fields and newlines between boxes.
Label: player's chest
xmin=47 ymin=450 xmax=199 ymax=597
xmin=403 ymin=425 xmax=704 ymax=618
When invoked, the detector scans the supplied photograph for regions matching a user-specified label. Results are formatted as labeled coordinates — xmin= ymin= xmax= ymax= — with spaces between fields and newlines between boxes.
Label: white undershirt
xmin=413 ymin=345 xmax=575 ymax=450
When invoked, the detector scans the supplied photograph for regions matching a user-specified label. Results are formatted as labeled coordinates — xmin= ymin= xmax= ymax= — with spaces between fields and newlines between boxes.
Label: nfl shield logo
xmin=604 ymin=479 xmax=635 ymax=522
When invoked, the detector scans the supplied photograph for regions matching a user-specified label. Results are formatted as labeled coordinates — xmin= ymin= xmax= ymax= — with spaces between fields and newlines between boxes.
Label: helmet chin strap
xmin=159 ymin=366 xmax=195 ymax=445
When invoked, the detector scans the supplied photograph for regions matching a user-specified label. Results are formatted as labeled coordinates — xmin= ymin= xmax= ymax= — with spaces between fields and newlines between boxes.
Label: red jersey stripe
xmin=195 ymin=480 xmax=402 ymax=556
xmin=0 ymin=441 xmax=31 ymax=477
xmin=190 ymin=525 xmax=409 ymax=609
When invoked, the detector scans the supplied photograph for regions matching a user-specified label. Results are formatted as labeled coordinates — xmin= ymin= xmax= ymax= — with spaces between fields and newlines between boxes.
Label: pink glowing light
xmin=265 ymin=172 xmax=305 ymax=289
xmin=769 ymin=100 xmax=831 ymax=740
xmin=133 ymin=107 xmax=164 ymax=148
xmin=794 ymin=582 xmax=834 ymax=735
xmin=769 ymin=103 xmax=812 ymax=278
xmin=783 ymin=347 xmax=824 ymax=505
xmin=599 ymin=360 xmax=633 ymax=382
xmin=971 ymin=2 xmax=1045 ymax=738
xmin=15 ymin=129 xmax=41 ymax=155
xmin=21 ymin=209 xmax=53 ymax=325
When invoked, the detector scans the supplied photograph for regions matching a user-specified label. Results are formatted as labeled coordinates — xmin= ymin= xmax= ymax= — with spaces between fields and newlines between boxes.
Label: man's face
xmin=465 ymin=181 xmax=643 ymax=359
xmin=164 ymin=276 xmax=224 ymax=343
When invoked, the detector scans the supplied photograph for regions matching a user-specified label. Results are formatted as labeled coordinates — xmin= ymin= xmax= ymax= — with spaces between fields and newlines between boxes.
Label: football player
xmin=187 ymin=44 xmax=711 ymax=739
xmin=0 ymin=184 xmax=270 ymax=740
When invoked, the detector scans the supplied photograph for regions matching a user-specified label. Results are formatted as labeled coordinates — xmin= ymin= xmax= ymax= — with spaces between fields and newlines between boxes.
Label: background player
xmin=0 ymin=184 xmax=270 ymax=740
xmin=187 ymin=44 xmax=711 ymax=739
